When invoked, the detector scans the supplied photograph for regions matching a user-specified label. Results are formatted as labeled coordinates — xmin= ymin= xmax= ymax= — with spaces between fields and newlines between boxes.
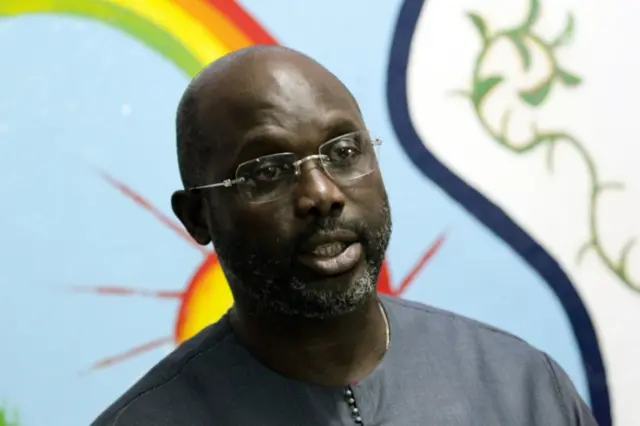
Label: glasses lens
xmin=235 ymin=153 xmax=297 ymax=203
xmin=320 ymin=131 xmax=378 ymax=182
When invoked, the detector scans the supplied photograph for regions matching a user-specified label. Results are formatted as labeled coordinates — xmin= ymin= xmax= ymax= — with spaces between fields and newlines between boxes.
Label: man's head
xmin=171 ymin=46 xmax=391 ymax=319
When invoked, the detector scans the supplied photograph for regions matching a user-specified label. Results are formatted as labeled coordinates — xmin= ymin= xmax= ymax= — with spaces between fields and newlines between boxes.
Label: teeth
xmin=312 ymin=242 xmax=346 ymax=257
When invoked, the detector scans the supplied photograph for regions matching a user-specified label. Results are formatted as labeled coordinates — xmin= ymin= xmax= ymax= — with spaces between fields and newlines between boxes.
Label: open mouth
xmin=297 ymin=241 xmax=363 ymax=276
xmin=311 ymin=242 xmax=348 ymax=257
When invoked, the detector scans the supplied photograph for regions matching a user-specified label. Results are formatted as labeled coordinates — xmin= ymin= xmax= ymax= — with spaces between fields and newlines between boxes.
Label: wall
xmin=0 ymin=0 xmax=637 ymax=425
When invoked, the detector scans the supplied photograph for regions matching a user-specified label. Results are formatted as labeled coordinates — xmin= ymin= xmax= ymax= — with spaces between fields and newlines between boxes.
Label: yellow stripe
xmin=106 ymin=0 xmax=229 ymax=64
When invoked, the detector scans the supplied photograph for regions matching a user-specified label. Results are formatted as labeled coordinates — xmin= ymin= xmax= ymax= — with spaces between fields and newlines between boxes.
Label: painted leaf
xmin=467 ymin=12 xmax=488 ymax=41
xmin=472 ymin=75 xmax=503 ymax=106
xmin=519 ymin=79 xmax=553 ymax=106
xmin=552 ymin=13 xmax=575 ymax=47
xmin=557 ymin=69 xmax=582 ymax=86
xmin=507 ymin=32 xmax=531 ymax=71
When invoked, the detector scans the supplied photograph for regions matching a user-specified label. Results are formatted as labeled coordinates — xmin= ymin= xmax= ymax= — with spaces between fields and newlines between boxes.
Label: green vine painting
xmin=0 ymin=403 xmax=20 ymax=426
xmin=457 ymin=0 xmax=638 ymax=292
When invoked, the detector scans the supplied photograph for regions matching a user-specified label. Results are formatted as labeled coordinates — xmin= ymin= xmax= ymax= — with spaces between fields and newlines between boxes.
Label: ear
xmin=171 ymin=190 xmax=212 ymax=246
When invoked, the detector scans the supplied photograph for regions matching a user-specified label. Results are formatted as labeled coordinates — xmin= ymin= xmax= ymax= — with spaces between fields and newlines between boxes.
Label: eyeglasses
xmin=190 ymin=130 xmax=382 ymax=204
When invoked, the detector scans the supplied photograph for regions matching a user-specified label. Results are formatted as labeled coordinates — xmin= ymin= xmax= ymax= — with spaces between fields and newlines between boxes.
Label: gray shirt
xmin=92 ymin=295 xmax=598 ymax=425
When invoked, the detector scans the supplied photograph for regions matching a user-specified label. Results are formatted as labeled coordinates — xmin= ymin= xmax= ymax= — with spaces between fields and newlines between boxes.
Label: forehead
xmin=256 ymin=61 xmax=358 ymax=123
xmin=201 ymin=58 xmax=364 ymax=162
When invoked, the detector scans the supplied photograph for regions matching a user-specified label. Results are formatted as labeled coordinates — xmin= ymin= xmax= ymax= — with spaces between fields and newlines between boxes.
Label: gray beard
xmin=222 ymin=255 xmax=380 ymax=319
xmin=211 ymin=202 xmax=392 ymax=319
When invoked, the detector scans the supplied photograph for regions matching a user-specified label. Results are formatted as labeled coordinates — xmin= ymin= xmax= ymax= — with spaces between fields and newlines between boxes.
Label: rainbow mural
xmin=0 ymin=0 xmax=276 ymax=76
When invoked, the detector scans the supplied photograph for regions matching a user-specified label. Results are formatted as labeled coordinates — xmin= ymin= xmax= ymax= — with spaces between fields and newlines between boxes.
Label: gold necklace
xmin=378 ymin=301 xmax=390 ymax=351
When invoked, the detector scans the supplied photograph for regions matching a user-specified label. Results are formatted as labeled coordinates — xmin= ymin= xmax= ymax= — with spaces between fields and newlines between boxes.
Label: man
xmin=93 ymin=46 xmax=598 ymax=425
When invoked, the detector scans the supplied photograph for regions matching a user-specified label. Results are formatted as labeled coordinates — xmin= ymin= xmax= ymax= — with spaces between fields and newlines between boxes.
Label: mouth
xmin=311 ymin=242 xmax=349 ymax=257
xmin=297 ymin=238 xmax=364 ymax=276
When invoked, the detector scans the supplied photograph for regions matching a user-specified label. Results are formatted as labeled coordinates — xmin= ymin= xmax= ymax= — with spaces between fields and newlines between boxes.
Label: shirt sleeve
xmin=543 ymin=353 xmax=600 ymax=426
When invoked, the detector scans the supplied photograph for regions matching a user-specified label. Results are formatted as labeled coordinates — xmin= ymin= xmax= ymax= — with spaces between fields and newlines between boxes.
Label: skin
xmin=171 ymin=46 xmax=392 ymax=386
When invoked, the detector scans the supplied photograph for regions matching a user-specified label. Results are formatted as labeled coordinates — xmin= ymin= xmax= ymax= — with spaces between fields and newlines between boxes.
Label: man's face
xmin=176 ymin=60 xmax=391 ymax=318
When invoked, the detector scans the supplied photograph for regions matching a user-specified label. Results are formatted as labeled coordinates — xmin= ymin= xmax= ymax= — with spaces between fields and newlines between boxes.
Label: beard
xmin=210 ymin=197 xmax=392 ymax=319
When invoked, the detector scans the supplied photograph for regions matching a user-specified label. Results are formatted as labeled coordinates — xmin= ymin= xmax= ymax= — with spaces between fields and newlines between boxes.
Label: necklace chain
xmin=379 ymin=301 xmax=390 ymax=351
xmin=344 ymin=301 xmax=389 ymax=425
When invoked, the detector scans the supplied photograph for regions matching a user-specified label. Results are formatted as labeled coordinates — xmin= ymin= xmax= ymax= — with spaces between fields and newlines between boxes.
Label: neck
xmin=229 ymin=294 xmax=388 ymax=386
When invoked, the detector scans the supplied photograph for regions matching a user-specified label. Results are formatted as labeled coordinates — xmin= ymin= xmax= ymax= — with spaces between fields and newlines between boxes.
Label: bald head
xmin=176 ymin=45 xmax=361 ymax=189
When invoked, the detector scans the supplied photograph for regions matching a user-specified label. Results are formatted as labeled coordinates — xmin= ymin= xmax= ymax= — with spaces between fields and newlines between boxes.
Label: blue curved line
xmin=386 ymin=1 xmax=612 ymax=425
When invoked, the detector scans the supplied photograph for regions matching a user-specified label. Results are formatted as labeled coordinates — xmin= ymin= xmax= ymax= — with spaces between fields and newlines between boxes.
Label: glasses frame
xmin=189 ymin=131 xmax=382 ymax=201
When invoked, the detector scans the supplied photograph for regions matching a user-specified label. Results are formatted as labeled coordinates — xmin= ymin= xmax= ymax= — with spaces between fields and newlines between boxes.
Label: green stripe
xmin=0 ymin=0 xmax=203 ymax=77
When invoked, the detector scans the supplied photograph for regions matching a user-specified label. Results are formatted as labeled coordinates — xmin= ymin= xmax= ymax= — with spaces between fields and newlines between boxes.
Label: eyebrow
xmin=322 ymin=116 xmax=361 ymax=137
xmin=234 ymin=127 xmax=292 ymax=164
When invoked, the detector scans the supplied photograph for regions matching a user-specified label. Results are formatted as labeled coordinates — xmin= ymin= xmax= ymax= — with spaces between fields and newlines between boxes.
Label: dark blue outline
xmin=386 ymin=1 xmax=612 ymax=424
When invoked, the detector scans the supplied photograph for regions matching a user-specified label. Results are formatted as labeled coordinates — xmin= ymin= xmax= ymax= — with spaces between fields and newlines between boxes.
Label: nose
xmin=294 ymin=162 xmax=345 ymax=218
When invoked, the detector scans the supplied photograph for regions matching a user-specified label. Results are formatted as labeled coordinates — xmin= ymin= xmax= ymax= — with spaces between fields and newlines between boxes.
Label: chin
xmin=288 ymin=261 xmax=378 ymax=318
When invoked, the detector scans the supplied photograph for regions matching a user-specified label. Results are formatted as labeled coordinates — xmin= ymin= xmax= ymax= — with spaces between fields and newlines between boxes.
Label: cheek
xmin=215 ymin=200 xmax=296 ymax=246
xmin=343 ymin=174 xmax=388 ymax=209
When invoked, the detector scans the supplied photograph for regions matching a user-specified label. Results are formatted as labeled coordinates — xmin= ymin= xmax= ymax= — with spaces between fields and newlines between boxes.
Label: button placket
xmin=344 ymin=386 xmax=363 ymax=424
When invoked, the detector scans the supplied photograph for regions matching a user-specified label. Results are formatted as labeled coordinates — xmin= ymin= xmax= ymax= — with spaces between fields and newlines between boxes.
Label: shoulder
xmin=91 ymin=316 xmax=234 ymax=426
xmin=382 ymin=294 xmax=537 ymax=355
xmin=381 ymin=295 xmax=596 ymax=424
xmin=382 ymin=294 xmax=555 ymax=368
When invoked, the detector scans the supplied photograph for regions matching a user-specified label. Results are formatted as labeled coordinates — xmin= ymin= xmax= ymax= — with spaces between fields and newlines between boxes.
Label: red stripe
xmin=393 ymin=232 xmax=446 ymax=296
xmin=71 ymin=285 xmax=183 ymax=299
xmin=95 ymin=169 xmax=208 ymax=257
xmin=83 ymin=337 xmax=172 ymax=373
xmin=206 ymin=0 xmax=277 ymax=45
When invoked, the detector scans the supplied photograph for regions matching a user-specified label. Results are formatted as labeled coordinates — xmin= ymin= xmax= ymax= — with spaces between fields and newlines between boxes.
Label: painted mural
xmin=0 ymin=403 xmax=20 ymax=426
xmin=0 ymin=0 xmax=636 ymax=424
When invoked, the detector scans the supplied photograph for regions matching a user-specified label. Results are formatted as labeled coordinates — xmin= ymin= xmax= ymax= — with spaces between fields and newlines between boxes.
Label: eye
xmin=252 ymin=163 xmax=292 ymax=182
xmin=326 ymin=135 xmax=363 ymax=163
